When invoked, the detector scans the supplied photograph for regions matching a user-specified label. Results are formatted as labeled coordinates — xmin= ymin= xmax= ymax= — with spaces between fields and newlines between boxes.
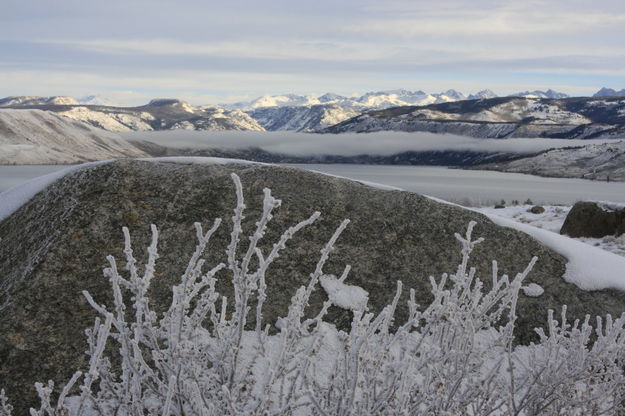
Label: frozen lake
xmin=285 ymin=164 xmax=625 ymax=206
xmin=0 ymin=165 xmax=71 ymax=193
xmin=2 ymin=163 xmax=625 ymax=206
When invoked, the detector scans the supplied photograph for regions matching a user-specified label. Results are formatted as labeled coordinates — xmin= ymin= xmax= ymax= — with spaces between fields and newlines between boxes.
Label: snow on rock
xmin=521 ymin=283 xmax=545 ymax=297
xmin=0 ymin=157 xmax=262 ymax=221
xmin=0 ymin=160 xmax=110 ymax=221
xmin=426 ymin=195 xmax=625 ymax=292
xmin=319 ymin=274 xmax=369 ymax=311
xmin=138 ymin=156 xmax=264 ymax=166
xmin=595 ymin=200 xmax=625 ymax=212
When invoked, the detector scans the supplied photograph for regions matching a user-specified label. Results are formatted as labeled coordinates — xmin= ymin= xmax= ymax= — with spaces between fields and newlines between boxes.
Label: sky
xmin=2 ymin=0 xmax=625 ymax=106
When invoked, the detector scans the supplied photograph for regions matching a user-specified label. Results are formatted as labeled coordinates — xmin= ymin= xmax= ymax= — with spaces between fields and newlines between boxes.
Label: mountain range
xmin=220 ymin=88 xmax=563 ymax=110
xmin=1 ymin=88 xmax=625 ymax=171
xmin=0 ymin=88 xmax=622 ymax=134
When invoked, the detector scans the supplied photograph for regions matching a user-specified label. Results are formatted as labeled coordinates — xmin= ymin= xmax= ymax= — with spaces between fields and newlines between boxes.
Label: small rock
xmin=528 ymin=205 xmax=545 ymax=214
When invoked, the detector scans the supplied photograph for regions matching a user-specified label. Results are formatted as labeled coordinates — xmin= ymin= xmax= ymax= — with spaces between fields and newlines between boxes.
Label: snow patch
xmin=319 ymin=274 xmax=369 ymax=311
xmin=427 ymin=195 xmax=625 ymax=292
xmin=522 ymin=283 xmax=544 ymax=297
xmin=482 ymin=212 xmax=625 ymax=292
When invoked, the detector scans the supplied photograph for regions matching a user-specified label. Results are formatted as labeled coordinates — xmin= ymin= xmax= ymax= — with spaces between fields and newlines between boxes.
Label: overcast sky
xmin=2 ymin=0 xmax=625 ymax=105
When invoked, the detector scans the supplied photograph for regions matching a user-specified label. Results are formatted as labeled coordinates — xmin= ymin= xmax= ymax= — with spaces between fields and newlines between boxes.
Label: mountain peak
xmin=593 ymin=87 xmax=625 ymax=97
xmin=509 ymin=90 xmax=568 ymax=99
xmin=468 ymin=89 xmax=497 ymax=100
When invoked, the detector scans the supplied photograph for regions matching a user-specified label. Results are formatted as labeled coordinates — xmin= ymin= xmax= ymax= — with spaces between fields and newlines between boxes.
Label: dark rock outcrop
xmin=560 ymin=201 xmax=625 ymax=238
xmin=2 ymin=160 xmax=625 ymax=411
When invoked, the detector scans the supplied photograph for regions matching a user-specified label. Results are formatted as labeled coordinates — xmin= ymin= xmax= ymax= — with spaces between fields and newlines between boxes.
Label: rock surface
xmin=560 ymin=201 xmax=625 ymax=238
xmin=2 ymin=160 xmax=625 ymax=410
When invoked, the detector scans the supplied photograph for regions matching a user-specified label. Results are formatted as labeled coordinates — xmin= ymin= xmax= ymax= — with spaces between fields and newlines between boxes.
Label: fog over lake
xmin=3 ymin=162 xmax=625 ymax=206
xmin=122 ymin=131 xmax=623 ymax=157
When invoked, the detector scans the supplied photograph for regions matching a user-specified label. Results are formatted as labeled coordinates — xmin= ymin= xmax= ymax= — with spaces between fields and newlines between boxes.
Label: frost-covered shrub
xmin=3 ymin=173 xmax=625 ymax=415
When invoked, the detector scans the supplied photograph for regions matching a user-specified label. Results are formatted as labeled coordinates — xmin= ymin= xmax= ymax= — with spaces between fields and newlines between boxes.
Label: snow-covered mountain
xmin=224 ymin=89 xmax=498 ymax=131
xmin=509 ymin=90 xmax=569 ymax=99
xmin=75 ymin=95 xmax=120 ymax=107
xmin=0 ymin=109 xmax=147 ymax=164
xmin=325 ymin=96 xmax=625 ymax=139
xmin=0 ymin=97 xmax=265 ymax=132
xmin=249 ymin=104 xmax=361 ymax=131
xmin=226 ymin=89 xmax=477 ymax=112
xmin=594 ymin=87 xmax=625 ymax=97
xmin=223 ymin=94 xmax=322 ymax=110
xmin=468 ymin=89 xmax=498 ymax=100
xmin=474 ymin=140 xmax=625 ymax=181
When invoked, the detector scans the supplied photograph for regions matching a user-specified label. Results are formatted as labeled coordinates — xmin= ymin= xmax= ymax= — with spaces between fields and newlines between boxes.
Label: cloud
xmin=120 ymin=130 xmax=622 ymax=157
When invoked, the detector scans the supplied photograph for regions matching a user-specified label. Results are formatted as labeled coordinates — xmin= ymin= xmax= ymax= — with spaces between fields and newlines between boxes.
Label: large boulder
xmin=560 ymin=201 xmax=625 ymax=238
xmin=1 ymin=160 xmax=625 ymax=411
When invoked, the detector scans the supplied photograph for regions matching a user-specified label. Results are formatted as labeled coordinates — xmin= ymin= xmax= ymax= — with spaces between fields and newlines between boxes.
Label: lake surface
xmin=2 ymin=163 xmax=625 ymax=206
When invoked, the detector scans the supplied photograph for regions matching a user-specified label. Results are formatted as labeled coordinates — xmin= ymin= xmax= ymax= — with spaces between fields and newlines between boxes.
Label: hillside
xmin=472 ymin=140 xmax=625 ymax=180
xmin=0 ymin=109 xmax=148 ymax=164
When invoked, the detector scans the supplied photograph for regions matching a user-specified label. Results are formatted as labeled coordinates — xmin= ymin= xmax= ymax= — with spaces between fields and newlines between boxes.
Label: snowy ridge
xmin=0 ymin=100 xmax=265 ymax=133
xmin=0 ymin=109 xmax=148 ymax=164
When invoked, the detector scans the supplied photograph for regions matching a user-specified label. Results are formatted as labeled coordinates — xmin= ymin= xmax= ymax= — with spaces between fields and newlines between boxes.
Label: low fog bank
xmin=122 ymin=131 xmax=622 ymax=156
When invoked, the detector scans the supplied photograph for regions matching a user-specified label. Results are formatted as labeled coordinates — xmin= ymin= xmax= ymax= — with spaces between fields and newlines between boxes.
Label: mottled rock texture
xmin=561 ymin=201 xmax=625 ymax=238
xmin=1 ymin=160 xmax=625 ymax=411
